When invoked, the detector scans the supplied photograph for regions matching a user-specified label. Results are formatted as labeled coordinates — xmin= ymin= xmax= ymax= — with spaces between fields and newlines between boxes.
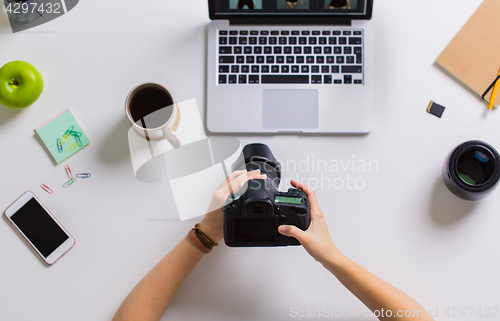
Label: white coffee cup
xmin=125 ymin=83 xmax=181 ymax=148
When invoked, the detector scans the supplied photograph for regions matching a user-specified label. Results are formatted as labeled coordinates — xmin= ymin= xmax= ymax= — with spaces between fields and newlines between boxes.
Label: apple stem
xmin=9 ymin=79 xmax=19 ymax=86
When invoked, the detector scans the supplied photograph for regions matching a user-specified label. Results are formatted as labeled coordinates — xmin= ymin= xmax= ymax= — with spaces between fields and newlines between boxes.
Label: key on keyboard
xmin=216 ymin=28 xmax=364 ymax=85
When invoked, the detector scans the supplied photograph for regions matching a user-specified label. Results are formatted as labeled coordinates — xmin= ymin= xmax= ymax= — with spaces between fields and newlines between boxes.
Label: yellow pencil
xmin=488 ymin=66 xmax=500 ymax=110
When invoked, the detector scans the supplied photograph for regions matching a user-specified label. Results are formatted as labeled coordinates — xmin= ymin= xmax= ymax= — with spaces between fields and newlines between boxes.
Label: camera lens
xmin=442 ymin=140 xmax=500 ymax=200
xmin=232 ymin=143 xmax=281 ymax=185
xmin=456 ymin=149 xmax=495 ymax=186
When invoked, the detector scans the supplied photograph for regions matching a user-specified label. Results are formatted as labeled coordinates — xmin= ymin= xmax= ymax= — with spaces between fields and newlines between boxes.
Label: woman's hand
xmin=200 ymin=169 xmax=267 ymax=243
xmin=278 ymin=180 xmax=340 ymax=265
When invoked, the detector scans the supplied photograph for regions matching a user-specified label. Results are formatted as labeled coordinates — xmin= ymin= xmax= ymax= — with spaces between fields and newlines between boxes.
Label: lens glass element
xmin=457 ymin=149 xmax=494 ymax=186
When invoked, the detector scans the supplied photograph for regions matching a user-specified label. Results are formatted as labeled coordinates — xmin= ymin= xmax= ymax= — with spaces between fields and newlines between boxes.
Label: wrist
xmin=318 ymin=244 xmax=343 ymax=268
xmin=198 ymin=220 xmax=223 ymax=243
xmin=320 ymin=248 xmax=346 ymax=272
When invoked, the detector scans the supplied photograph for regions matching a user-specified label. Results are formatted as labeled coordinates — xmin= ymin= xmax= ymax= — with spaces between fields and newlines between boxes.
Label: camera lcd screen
xmin=275 ymin=196 xmax=302 ymax=205
xmin=234 ymin=219 xmax=276 ymax=242
xmin=10 ymin=198 xmax=69 ymax=258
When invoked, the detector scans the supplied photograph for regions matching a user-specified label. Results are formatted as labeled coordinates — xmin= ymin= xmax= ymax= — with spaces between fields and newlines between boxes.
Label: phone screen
xmin=10 ymin=198 xmax=69 ymax=258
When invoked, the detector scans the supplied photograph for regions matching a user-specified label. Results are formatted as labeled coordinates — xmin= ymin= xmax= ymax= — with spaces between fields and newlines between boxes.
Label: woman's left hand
xmin=200 ymin=169 xmax=267 ymax=243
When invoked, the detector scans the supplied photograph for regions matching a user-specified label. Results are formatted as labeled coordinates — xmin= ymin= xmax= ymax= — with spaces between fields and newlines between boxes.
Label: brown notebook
xmin=436 ymin=0 xmax=500 ymax=107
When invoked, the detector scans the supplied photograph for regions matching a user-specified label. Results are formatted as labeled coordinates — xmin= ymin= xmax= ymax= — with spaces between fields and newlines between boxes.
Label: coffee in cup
xmin=125 ymin=83 xmax=181 ymax=148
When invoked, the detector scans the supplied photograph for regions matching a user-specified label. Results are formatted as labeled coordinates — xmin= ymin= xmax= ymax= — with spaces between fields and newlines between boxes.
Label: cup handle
xmin=162 ymin=127 xmax=181 ymax=149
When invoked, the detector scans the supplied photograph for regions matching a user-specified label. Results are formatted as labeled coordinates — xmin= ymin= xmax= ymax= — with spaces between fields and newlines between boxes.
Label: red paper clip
xmin=65 ymin=165 xmax=73 ymax=179
xmin=40 ymin=184 xmax=53 ymax=195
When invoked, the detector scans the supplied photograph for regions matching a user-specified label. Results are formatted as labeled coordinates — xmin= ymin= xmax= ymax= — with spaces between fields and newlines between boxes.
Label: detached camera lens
xmin=443 ymin=141 xmax=500 ymax=200
xmin=456 ymin=150 xmax=495 ymax=186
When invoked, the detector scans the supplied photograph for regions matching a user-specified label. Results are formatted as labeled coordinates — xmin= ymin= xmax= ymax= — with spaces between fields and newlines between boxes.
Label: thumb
xmin=278 ymin=225 xmax=307 ymax=242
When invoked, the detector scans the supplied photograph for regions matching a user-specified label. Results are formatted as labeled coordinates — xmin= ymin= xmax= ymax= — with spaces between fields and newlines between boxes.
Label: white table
xmin=1 ymin=1 xmax=498 ymax=320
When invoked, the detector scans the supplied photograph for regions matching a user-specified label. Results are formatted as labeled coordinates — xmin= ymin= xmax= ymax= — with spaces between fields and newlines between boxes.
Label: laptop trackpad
xmin=263 ymin=89 xmax=318 ymax=129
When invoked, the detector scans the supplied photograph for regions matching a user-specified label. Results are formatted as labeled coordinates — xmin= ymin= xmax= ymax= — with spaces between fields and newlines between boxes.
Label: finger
xmin=290 ymin=180 xmax=321 ymax=212
xmin=233 ymin=170 xmax=260 ymax=185
xmin=278 ymin=225 xmax=307 ymax=243
xmin=247 ymin=171 xmax=266 ymax=180
xmin=223 ymin=171 xmax=246 ymax=193
xmin=229 ymin=171 xmax=266 ymax=193
xmin=244 ymin=173 xmax=267 ymax=186
xmin=291 ymin=179 xmax=313 ymax=194
xmin=225 ymin=170 xmax=259 ymax=190
xmin=232 ymin=169 xmax=261 ymax=181
xmin=246 ymin=169 xmax=262 ymax=176
xmin=227 ymin=169 xmax=247 ymax=181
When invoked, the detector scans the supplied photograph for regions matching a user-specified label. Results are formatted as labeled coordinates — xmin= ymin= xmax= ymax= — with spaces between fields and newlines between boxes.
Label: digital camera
xmin=223 ymin=144 xmax=310 ymax=247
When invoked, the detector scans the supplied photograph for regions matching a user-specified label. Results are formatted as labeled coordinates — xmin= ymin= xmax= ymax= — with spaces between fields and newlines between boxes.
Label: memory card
xmin=427 ymin=101 xmax=445 ymax=118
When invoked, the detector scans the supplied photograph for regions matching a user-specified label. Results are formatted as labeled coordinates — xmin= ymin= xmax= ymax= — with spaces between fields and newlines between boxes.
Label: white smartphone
xmin=4 ymin=191 xmax=75 ymax=265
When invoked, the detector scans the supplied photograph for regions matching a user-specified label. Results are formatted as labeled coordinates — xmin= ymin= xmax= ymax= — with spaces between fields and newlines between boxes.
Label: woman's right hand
xmin=278 ymin=180 xmax=340 ymax=265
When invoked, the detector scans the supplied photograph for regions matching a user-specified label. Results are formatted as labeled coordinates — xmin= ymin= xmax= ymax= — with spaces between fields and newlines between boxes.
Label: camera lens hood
xmin=232 ymin=143 xmax=281 ymax=184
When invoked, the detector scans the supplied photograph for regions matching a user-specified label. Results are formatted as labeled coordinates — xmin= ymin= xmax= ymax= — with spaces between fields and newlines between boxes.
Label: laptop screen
xmin=213 ymin=0 xmax=367 ymax=16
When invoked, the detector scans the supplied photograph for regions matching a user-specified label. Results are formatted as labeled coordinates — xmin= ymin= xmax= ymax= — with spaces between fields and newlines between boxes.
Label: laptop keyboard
xmin=216 ymin=29 xmax=363 ymax=85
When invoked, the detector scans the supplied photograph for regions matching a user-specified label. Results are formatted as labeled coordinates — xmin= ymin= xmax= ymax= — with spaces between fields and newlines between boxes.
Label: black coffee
xmin=129 ymin=85 xmax=174 ymax=129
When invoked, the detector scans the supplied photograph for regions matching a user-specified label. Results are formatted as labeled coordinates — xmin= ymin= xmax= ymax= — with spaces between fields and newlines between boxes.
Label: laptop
xmin=207 ymin=0 xmax=374 ymax=134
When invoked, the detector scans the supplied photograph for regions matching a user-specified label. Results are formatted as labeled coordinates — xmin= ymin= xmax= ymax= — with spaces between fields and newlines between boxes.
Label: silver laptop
xmin=207 ymin=0 xmax=373 ymax=134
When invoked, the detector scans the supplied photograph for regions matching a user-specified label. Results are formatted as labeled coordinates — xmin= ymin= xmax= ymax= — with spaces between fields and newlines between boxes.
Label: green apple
xmin=0 ymin=61 xmax=44 ymax=109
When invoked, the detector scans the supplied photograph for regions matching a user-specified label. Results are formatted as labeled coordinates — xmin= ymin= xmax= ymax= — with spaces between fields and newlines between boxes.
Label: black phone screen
xmin=10 ymin=198 xmax=69 ymax=258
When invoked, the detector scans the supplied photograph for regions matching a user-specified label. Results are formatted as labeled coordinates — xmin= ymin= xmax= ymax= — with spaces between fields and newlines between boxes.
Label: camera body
xmin=223 ymin=144 xmax=310 ymax=247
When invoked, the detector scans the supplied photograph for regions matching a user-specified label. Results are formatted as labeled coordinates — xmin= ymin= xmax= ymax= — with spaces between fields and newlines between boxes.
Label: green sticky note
xmin=35 ymin=109 xmax=90 ymax=164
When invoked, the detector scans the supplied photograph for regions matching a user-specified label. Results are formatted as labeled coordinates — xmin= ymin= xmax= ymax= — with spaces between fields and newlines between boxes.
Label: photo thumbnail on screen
xmin=277 ymin=0 xmax=310 ymax=10
xmin=231 ymin=0 xmax=263 ymax=10
xmin=325 ymin=0 xmax=355 ymax=9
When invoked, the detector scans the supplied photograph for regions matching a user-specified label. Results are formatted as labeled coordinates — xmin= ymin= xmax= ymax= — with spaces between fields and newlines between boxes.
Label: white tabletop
xmin=1 ymin=1 xmax=498 ymax=320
